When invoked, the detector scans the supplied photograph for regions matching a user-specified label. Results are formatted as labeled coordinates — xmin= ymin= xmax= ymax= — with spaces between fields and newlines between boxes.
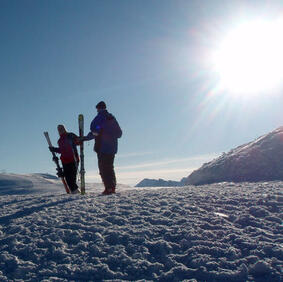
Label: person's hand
xmin=49 ymin=146 xmax=56 ymax=152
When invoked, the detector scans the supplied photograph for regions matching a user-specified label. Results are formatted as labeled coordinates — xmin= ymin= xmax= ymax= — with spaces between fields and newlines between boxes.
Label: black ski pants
xmin=97 ymin=153 xmax=116 ymax=191
xmin=62 ymin=162 xmax=78 ymax=192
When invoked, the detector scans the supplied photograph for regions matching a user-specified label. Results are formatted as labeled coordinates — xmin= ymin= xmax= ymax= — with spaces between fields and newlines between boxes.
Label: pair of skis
xmin=44 ymin=114 xmax=85 ymax=195
xmin=78 ymin=114 xmax=85 ymax=195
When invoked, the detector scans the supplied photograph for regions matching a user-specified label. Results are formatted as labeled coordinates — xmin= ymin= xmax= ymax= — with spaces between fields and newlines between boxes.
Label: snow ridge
xmin=186 ymin=127 xmax=283 ymax=185
xmin=0 ymin=182 xmax=282 ymax=281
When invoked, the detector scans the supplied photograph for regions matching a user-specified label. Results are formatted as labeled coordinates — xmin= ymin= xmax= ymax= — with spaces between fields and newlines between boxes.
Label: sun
xmin=211 ymin=18 xmax=283 ymax=96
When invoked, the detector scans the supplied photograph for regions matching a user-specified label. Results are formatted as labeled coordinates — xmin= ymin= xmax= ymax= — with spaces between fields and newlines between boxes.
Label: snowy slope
xmin=0 ymin=173 xmax=131 ymax=196
xmin=0 ymin=173 xmax=63 ymax=195
xmin=185 ymin=127 xmax=283 ymax=185
xmin=0 ymin=181 xmax=282 ymax=281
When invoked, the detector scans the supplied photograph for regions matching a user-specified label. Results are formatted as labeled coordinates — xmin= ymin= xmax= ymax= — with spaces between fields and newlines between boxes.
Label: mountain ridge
xmin=185 ymin=126 xmax=283 ymax=185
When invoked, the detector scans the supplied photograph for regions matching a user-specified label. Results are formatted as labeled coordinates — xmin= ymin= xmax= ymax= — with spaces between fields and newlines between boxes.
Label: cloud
xmin=85 ymin=153 xmax=219 ymax=186
xmin=117 ymin=168 xmax=195 ymax=184
xmin=86 ymin=168 xmax=194 ymax=186
xmin=118 ymin=151 xmax=155 ymax=158
xmin=116 ymin=153 xmax=219 ymax=171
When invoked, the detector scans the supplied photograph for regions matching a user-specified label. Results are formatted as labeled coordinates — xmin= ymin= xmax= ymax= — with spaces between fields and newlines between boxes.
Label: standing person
xmin=83 ymin=101 xmax=122 ymax=195
xmin=49 ymin=125 xmax=81 ymax=194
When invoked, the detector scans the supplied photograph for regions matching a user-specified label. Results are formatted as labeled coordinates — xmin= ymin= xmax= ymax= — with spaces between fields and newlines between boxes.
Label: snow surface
xmin=0 ymin=173 xmax=63 ymax=195
xmin=0 ymin=175 xmax=282 ymax=281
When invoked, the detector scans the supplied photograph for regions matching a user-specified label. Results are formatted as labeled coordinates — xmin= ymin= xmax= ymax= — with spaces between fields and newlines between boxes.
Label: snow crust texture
xmin=0 ymin=182 xmax=282 ymax=281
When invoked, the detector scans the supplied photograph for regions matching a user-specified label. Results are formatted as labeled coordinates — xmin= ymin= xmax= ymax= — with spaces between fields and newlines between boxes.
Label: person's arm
xmin=49 ymin=146 xmax=60 ymax=153
xmin=114 ymin=118 xmax=122 ymax=138
xmin=90 ymin=114 xmax=104 ymax=135
xmin=70 ymin=133 xmax=82 ymax=145
xmin=83 ymin=114 xmax=103 ymax=141
xmin=82 ymin=131 xmax=98 ymax=141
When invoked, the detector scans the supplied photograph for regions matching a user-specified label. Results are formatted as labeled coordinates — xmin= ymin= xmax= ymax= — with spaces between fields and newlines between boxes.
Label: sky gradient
xmin=1 ymin=0 xmax=283 ymax=185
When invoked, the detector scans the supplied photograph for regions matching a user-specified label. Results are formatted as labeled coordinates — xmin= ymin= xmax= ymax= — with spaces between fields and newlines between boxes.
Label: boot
xmin=102 ymin=189 xmax=112 ymax=195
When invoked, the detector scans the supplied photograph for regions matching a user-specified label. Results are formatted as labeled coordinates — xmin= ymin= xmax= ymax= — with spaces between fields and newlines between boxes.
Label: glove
xmin=78 ymin=136 xmax=86 ymax=142
xmin=56 ymin=168 xmax=64 ymax=177
xmin=49 ymin=146 xmax=57 ymax=152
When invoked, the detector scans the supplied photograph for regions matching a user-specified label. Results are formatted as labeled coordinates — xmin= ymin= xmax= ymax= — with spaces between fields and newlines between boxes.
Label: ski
xmin=78 ymin=114 xmax=86 ymax=195
xmin=43 ymin=131 xmax=71 ymax=194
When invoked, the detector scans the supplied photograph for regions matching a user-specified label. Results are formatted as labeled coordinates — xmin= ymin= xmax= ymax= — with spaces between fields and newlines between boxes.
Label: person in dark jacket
xmin=49 ymin=124 xmax=81 ymax=194
xmin=83 ymin=101 xmax=122 ymax=195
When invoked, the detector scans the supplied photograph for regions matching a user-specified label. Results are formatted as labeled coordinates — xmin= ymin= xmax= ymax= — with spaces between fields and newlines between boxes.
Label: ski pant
xmin=97 ymin=153 xmax=116 ymax=191
xmin=62 ymin=162 xmax=78 ymax=192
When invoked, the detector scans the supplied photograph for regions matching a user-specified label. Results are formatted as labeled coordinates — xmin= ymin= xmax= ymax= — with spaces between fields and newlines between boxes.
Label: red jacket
xmin=57 ymin=133 xmax=80 ymax=164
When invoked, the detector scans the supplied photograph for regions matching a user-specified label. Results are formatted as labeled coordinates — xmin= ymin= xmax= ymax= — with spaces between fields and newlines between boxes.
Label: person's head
xmin=57 ymin=124 xmax=67 ymax=136
xmin=96 ymin=101 xmax=106 ymax=112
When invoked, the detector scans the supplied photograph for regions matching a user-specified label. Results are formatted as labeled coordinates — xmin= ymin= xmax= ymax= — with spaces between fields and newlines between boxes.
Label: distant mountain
xmin=184 ymin=126 xmax=283 ymax=185
xmin=136 ymin=178 xmax=186 ymax=187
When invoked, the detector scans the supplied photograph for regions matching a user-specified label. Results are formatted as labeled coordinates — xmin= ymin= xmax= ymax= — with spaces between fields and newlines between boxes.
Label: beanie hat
xmin=96 ymin=101 xmax=106 ymax=109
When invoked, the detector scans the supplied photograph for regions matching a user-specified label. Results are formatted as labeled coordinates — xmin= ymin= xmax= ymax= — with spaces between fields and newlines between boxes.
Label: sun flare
xmin=211 ymin=19 xmax=283 ymax=96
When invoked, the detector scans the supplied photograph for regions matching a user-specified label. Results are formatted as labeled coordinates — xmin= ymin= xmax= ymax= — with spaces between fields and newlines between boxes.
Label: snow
xmin=185 ymin=126 xmax=283 ymax=185
xmin=0 ymin=174 xmax=282 ymax=281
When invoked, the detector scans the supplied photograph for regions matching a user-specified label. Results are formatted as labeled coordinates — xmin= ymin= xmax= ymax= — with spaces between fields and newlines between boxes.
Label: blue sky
xmin=1 ymin=0 xmax=283 ymax=185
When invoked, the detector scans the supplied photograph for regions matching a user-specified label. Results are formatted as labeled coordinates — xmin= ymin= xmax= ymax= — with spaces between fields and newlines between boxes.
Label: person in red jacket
xmin=49 ymin=124 xmax=81 ymax=194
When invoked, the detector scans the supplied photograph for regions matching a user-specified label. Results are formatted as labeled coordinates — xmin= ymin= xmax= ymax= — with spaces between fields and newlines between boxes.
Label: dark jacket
xmin=86 ymin=110 xmax=122 ymax=154
xmin=55 ymin=133 xmax=80 ymax=164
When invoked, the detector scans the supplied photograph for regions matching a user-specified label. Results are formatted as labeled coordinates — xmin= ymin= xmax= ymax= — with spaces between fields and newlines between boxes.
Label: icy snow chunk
xmin=214 ymin=212 xmax=229 ymax=218
xmin=249 ymin=260 xmax=273 ymax=276
xmin=211 ymin=263 xmax=248 ymax=281
xmin=249 ymin=206 xmax=269 ymax=218
xmin=265 ymin=215 xmax=282 ymax=224
xmin=234 ymin=214 xmax=260 ymax=228
xmin=159 ymin=264 xmax=195 ymax=282
xmin=227 ymin=246 xmax=241 ymax=260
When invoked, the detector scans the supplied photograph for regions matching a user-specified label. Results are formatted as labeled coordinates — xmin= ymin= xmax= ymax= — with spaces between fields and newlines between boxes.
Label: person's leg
xmin=97 ymin=153 xmax=106 ymax=188
xmin=63 ymin=162 xmax=78 ymax=192
xmin=106 ymin=154 xmax=116 ymax=192
xmin=98 ymin=153 xmax=116 ymax=193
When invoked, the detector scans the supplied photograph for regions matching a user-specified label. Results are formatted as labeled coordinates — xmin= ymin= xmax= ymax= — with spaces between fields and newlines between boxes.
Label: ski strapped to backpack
xmin=78 ymin=114 xmax=86 ymax=195
xmin=43 ymin=131 xmax=71 ymax=194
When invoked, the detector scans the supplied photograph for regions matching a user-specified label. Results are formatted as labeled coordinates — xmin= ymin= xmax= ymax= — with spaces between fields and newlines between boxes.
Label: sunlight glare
xmin=212 ymin=19 xmax=283 ymax=95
